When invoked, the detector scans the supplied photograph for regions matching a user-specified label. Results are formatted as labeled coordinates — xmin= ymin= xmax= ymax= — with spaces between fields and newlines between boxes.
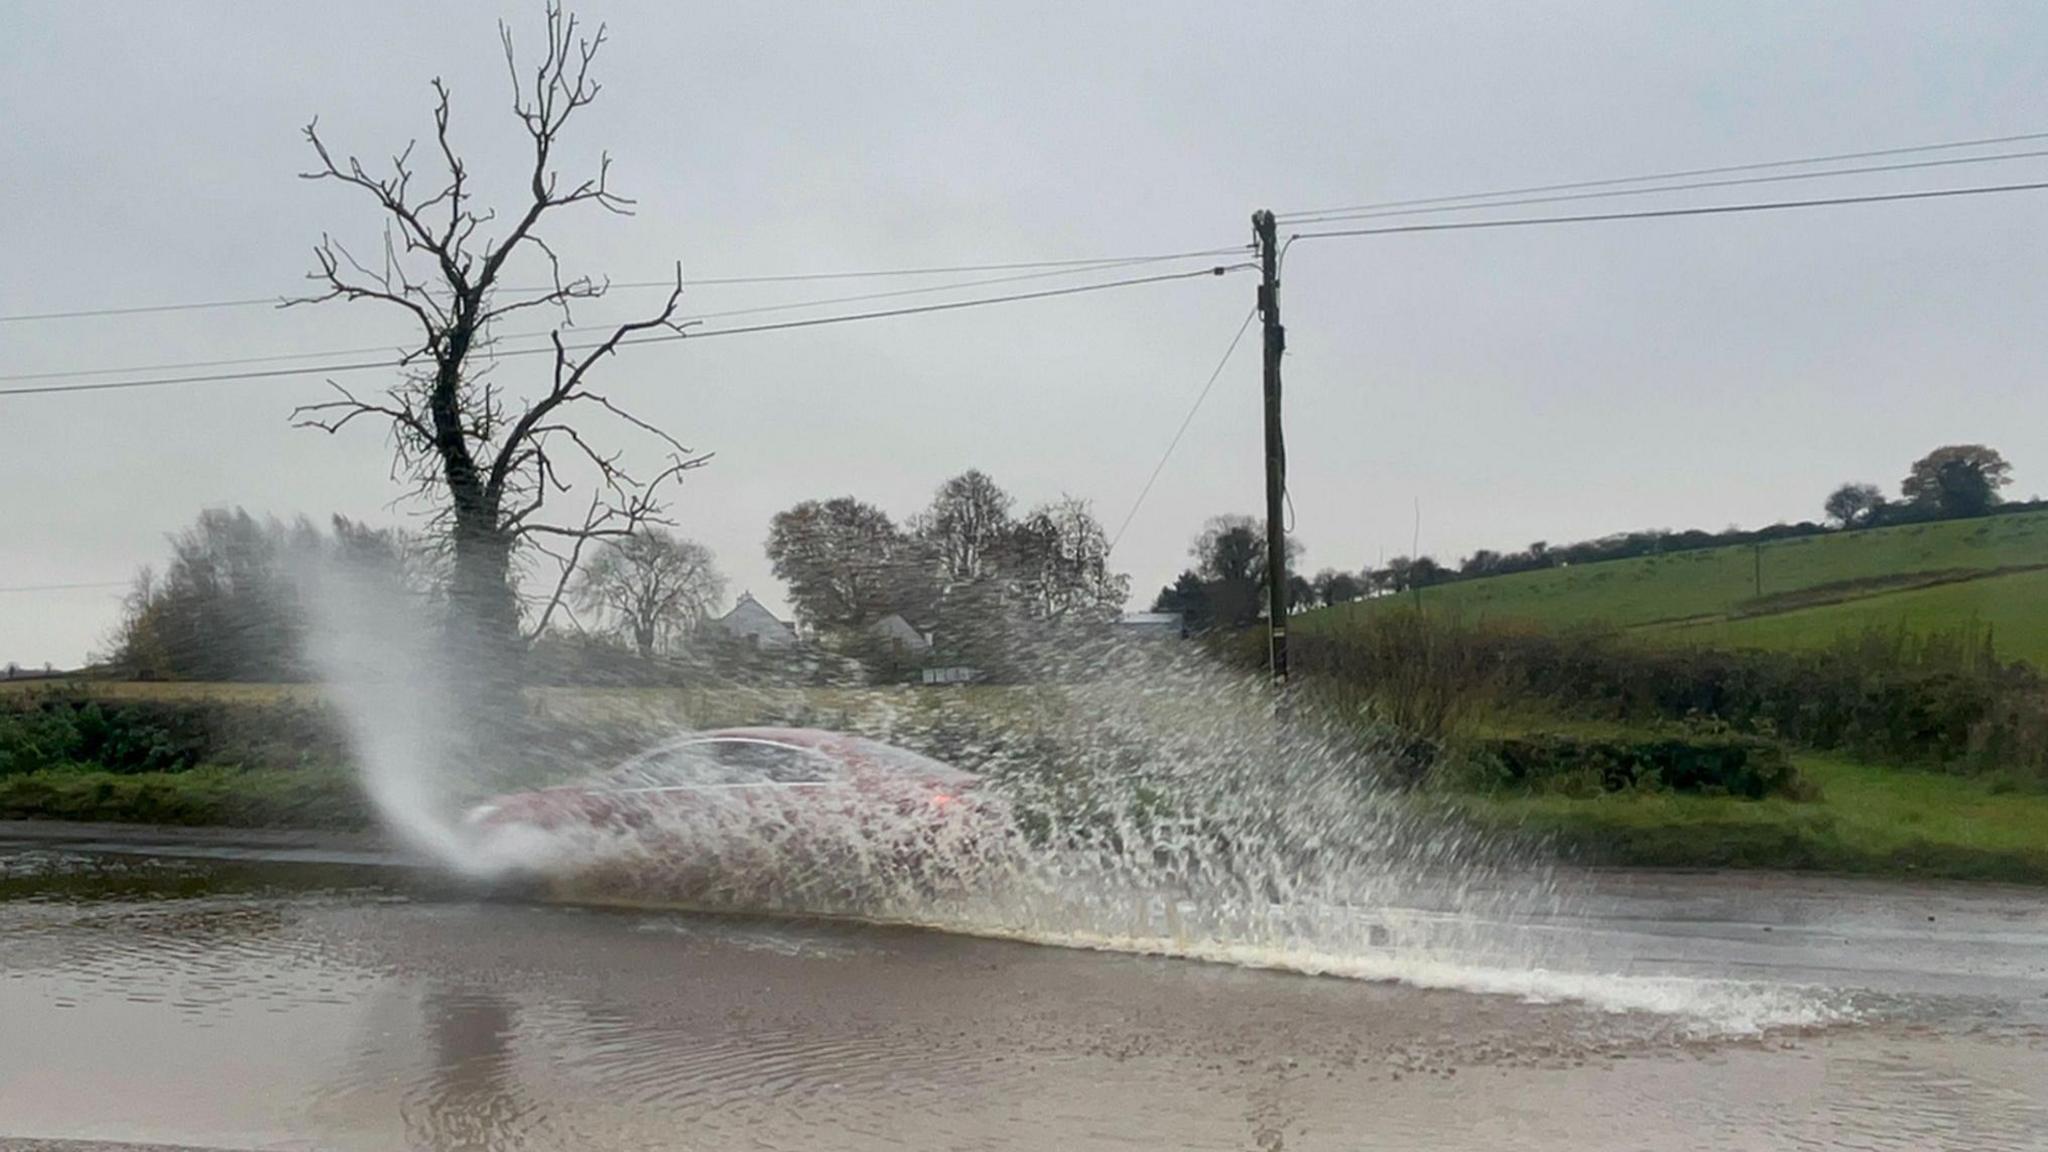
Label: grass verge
xmin=1456 ymin=754 xmax=2048 ymax=884
xmin=0 ymin=765 xmax=370 ymax=830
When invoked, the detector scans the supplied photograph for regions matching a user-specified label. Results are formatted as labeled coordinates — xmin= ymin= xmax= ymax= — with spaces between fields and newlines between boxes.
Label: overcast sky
xmin=5 ymin=2 xmax=2046 ymax=667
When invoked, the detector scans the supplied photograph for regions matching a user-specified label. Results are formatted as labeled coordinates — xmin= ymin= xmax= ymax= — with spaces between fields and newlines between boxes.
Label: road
xmin=1 ymin=828 xmax=2044 ymax=1150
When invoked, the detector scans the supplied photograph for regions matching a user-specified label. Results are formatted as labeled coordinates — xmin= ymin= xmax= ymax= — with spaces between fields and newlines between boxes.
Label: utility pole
xmin=1254 ymin=209 xmax=1289 ymax=684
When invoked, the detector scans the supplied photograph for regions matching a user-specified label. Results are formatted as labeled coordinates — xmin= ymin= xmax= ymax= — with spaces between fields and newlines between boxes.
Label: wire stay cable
xmin=1280 ymin=146 xmax=2048 ymax=225
xmin=1 ymin=254 xmax=1230 ymax=385
xmin=1286 ymin=179 xmax=2048 ymax=242
xmin=1276 ymin=129 xmax=2048 ymax=222
xmin=0 ymin=246 xmax=1251 ymax=325
xmin=1 ymin=264 xmax=1252 ymax=398
xmin=1107 ymin=307 xmax=1260 ymax=555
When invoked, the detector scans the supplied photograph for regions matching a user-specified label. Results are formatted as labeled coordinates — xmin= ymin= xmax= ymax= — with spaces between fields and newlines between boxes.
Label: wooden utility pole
xmin=1254 ymin=209 xmax=1289 ymax=684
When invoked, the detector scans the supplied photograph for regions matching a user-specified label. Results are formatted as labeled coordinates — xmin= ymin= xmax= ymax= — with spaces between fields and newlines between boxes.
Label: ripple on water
xmin=5 ymin=864 xmax=2045 ymax=1152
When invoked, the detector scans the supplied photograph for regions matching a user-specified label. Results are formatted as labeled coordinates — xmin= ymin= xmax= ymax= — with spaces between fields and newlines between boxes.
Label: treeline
xmin=110 ymin=509 xmax=439 ymax=681
xmin=766 ymin=471 xmax=1130 ymax=677
xmin=1274 ymin=443 xmax=2034 ymax=613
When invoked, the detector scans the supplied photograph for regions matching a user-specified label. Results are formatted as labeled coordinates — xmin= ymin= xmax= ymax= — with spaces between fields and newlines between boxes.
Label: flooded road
xmin=2 ymin=835 xmax=2045 ymax=1151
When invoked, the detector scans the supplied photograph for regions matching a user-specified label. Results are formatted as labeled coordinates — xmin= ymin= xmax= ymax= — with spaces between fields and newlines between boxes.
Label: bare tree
xmin=289 ymin=3 xmax=706 ymax=679
xmin=1009 ymin=496 xmax=1130 ymax=623
xmin=574 ymin=530 xmax=726 ymax=659
xmin=910 ymin=470 xmax=1014 ymax=587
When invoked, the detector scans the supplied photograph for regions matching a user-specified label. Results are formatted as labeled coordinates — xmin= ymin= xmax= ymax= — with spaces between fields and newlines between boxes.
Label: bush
xmin=0 ymin=689 xmax=349 ymax=778
xmin=1272 ymin=613 xmax=2048 ymax=784
xmin=1460 ymin=731 xmax=1804 ymax=799
xmin=0 ymin=766 xmax=369 ymax=829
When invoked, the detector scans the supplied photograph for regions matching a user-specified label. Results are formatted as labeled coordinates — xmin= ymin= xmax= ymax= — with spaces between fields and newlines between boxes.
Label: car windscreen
xmin=608 ymin=737 xmax=845 ymax=789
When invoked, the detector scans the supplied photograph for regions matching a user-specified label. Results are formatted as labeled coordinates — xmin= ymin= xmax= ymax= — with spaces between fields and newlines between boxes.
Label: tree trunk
xmin=448 ymin=502 xmax=523 ymax=726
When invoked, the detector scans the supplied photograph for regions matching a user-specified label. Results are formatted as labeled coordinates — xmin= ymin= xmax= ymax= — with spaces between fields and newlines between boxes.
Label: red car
xmin=463 ymin=727 xmax=1014 ymax=905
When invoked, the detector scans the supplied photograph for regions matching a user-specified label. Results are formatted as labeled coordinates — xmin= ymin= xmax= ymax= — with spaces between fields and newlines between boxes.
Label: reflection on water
xmin=1 ymin=849 xmax=2045 ymax=1151
xmin=409 ymin=989 xmax=534 ymax=1152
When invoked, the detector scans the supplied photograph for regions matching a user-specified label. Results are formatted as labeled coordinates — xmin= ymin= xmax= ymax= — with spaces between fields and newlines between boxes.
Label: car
xmin=462 ymin=727 xmax=1015 ymax=906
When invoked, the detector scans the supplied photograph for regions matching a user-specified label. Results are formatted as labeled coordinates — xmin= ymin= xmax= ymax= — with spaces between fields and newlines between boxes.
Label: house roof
xmin=708 ymin=591 xmax=794 ymax=631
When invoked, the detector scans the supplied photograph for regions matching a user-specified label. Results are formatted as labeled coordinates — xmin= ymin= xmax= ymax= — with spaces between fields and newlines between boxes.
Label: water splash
xmin=296 ymin=560 xmax=483 ymax=876
xmin=302 ymin=577 xmax=1834 ymax=1033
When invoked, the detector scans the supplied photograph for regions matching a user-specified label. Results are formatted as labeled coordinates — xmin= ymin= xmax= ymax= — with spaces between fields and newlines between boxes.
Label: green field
xmin=1655 ymin=566 xmax=2048 ymax=665
xmin=1302 ymin=510 xmax=2048 ymax=665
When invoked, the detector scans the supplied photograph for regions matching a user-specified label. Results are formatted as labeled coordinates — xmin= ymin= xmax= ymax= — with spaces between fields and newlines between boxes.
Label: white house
xmin=867 ymin=612 xmax=932 ymax=654
xmin=702 ymin=592 xmax=798 ymax=650
xmin=1112 ymin=611 xmax=1187 ymax=640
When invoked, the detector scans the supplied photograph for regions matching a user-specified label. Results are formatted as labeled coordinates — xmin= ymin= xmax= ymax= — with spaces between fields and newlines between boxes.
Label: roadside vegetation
xmin=1458 ymin=756 xmax=2048 ymax=884
xmin=1255 ymin=604 xmax=2048 ymax=882
xmin=8 ymin=439 xmax=2044 ymax=884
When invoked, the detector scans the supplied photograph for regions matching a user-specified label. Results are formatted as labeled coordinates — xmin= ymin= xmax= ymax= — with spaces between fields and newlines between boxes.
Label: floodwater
xmin=2 ymin=831 xmax=2045 ymax=1152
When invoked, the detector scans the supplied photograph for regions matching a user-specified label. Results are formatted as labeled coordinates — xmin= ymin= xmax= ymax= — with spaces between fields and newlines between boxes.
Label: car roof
xmin=611 ymin=728 xmax=979 ymax=787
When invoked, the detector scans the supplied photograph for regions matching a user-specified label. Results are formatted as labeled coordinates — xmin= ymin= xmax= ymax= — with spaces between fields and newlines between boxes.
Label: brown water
xmin=2 ymin=843 xmax=2046 ymax=1151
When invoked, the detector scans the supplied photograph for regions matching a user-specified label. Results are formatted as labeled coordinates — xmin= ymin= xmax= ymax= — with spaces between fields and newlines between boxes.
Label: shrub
xmin=1267 ymin=612 xmax=2048 ymax=783
xmin=1461 ymin=731 xmax=1804 ymax=799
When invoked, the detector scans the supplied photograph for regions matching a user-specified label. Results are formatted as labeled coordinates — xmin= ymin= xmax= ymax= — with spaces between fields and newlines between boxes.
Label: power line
xmin=1286 ymin=179 xmax=2048 ymax=242
xmin=1 ymin=253 xmax=1234 ymax=385
xmin=1 ymin=264 xmax=1252 ymax=398
xmin=607 ymin=264 xmax=1251 ymax=348
xmin=0 ymin=581 xmax=129 ymax=594
xmin=0 ymin=246 xmax=1250 ymax=325
xmin=1276 ymin=129 xmax=2048 ymax=222
xmin=1108 ymin=307 xmax=1260 ymax=555
xmin=1277 ymin=146 xmax=2048 ymax=225
xmin=582 ymin=247 xmax=1250 ymax=289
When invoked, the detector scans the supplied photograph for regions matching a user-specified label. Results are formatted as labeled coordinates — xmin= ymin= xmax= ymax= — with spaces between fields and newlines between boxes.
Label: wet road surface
xmin=1 ymin=832 xmax=2044 ymax=1151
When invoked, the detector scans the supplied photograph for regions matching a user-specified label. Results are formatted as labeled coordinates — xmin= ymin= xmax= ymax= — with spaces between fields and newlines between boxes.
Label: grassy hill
xmin=1654 ymin=566 xmax=2048 ymax=664
xmin=1301 ymin=509 xmax=2048 ymax=666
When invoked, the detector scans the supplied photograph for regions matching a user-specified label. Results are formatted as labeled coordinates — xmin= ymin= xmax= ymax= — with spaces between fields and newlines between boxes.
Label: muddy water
xmin=2 ymin=844 xmax=2045 ymax=1151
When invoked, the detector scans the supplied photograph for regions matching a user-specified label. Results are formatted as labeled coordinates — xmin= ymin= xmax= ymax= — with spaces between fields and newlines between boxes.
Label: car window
xmin=686 ymin=738 xmax=843 ymax=785
xmin=601 ymin=737 xmax=842 ymax=789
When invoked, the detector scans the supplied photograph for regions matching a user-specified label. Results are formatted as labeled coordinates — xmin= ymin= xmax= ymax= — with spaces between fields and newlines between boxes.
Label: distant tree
xmin=910 ymin=470 xmax=1014 ymax=587
xmin=574 ymin=529 xmax=725 ymax=659
xmin=1375 ymin=554 xmax=1454 ymax=593
xmin=1192 ymin=517 xmax=1257 ymax=625
xmin=1286 ymin=573 xmax=1316 ymax=613
xmin=1151 ymin=571 xmax=1214 ymax=632
xmin=766 ymin=497 xmax=906 ymax=631
xmin=329 ymin=515 xmax=447 ymax=599
xmin=1824 ymin=482 xmax=1886 ymax=529
xmin=1007 ymin=496 xmax=1129 ymax=623
xmin=1461 ymin=549 xmax=1503 ymax=577
xmin=1408 ymin=556 xmax=1451 ymax=588
xmin=111 ymin=509 xmax=435 ymax=681
xmin=1186 ymin=515 xmax=1302 ymax=628
xmin=111 ymin=509 xmax=303 ymax=681
xmin=1378 ymin=555 xmax=1415 ymax=593
xmin=1901 ymin=445 xmax=2013 ymax=518
xmin=1311 ymin=568 xmax=1364 ymax=607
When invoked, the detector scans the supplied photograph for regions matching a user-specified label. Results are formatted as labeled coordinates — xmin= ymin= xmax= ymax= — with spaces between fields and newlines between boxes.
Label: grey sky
xmin=4 ymin=2 xmax=2045 ymax=667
